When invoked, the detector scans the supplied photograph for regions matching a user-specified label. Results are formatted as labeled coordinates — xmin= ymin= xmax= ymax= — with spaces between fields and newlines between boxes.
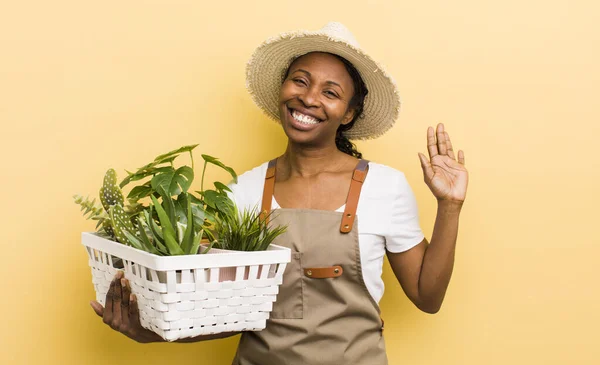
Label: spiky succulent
xmin=213 ymin=205 xmax=287 ymax=252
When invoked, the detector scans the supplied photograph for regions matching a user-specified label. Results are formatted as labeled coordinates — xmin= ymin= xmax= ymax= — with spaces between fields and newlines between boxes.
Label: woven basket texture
xmin=82 ymin=232 xmax=290 ymax=341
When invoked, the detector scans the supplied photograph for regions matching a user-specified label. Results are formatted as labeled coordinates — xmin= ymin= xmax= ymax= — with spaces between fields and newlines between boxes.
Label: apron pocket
xmin=270 ymin=251 xmax=303 ymax=319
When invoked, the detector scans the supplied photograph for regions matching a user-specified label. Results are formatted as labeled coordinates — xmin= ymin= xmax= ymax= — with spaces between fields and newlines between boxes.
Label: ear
xmin=341 ymin=108 xmax=355 ymax=126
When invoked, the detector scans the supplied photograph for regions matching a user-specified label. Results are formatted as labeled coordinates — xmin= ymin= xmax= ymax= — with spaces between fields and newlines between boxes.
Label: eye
xmin=293 ymin=78 xmax=307 ymax=86
xmin=324 ymin=90 xmax=338 ymax=98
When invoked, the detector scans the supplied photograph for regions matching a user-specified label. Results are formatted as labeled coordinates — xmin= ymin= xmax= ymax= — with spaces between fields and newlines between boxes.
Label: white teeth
xmin=292 ymin=110 xmax=319 ymax=125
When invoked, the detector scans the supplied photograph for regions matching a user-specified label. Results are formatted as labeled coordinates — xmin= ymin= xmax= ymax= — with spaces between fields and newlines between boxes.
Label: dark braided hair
xmin=332 ymin=54 xmax=368 ymax=159
xmin=283 ymin=53 xmax=369 ymax=159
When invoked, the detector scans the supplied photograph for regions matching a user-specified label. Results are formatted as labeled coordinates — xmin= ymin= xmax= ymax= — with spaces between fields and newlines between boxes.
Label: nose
xmin=297 ymin=85 xmax=320 ymax=108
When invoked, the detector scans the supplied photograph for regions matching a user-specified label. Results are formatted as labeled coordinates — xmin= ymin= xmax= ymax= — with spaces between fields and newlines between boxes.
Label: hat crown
xmin=246 ymin=22 xmax=400 ymax=140
xmin=320 ymin=22 xmax=360 ymax=48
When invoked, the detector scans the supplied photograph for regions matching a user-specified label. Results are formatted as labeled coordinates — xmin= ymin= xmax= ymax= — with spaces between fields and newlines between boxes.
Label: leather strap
xmin=304 ymin=265 xmax=343 ymax=278
xmin=340 ymin=159 xmax=369 ymax=233
xmin=260 ymin=158 xmax=277 ymax=223
xmin=259 ymin=158 xmax=369 ymax=232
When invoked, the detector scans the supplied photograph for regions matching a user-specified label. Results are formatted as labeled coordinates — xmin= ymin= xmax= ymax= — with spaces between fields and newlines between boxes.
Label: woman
xmin=91 ymin=22 xmax=469 ymax=364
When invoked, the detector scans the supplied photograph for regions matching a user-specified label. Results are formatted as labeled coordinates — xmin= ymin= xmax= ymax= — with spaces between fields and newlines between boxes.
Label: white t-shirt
xmin=227 ymin=161 xmax=425 ymax=304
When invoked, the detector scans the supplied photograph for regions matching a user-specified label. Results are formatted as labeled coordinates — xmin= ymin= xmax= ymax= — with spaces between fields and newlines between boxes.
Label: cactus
xmin=98 ymin=168 xmax=141 ymax=241
xmin=100 ymin=168 xmax=124 ymax=211
xmin=109 ymin=204 xmax=141 ymax=249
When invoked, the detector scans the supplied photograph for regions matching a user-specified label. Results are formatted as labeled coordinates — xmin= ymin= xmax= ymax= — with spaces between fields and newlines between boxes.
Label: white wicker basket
xmin=82 ymin=232 xmax=291 ymax=342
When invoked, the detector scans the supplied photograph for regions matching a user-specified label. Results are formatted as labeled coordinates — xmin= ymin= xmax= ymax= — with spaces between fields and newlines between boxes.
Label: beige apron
xmin=233 ymin=159 xmax=387 ymax=365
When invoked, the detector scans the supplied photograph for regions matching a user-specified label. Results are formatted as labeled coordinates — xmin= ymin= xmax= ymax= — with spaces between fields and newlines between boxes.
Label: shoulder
xmin=363 ymin=161 xmax=411 ymax=196
xmin=227 ymin=161 xmax=269 ymax=211
xmin=234 ymin=161 xmax=269 ymax=187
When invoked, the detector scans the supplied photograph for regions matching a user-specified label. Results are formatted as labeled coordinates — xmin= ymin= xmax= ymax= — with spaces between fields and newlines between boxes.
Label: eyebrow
xmin=291 ymin=68 xmax=345 ymax=93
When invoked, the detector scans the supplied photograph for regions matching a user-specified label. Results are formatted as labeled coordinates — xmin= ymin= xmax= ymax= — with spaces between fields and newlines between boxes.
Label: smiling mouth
xmin=288 ymin=107 xmax=322 ymax=125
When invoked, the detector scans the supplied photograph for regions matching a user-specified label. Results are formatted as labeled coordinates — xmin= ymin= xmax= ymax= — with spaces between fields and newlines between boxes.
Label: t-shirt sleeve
xmin=226 ymin=178 xmax=239 ymax=208
xmin=225 ymin=163 xmax=267 ymax=215
xmin=384 ymin=172 xmax=426 ymax=253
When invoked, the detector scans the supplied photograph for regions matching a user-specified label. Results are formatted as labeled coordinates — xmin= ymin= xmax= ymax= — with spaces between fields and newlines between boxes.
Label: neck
xmin=280 ymin=141 xmax=347 ymax=178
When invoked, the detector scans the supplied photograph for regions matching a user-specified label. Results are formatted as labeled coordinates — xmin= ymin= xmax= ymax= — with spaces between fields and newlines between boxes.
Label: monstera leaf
xmin=151 ymin=166 xmax=194 ymax=197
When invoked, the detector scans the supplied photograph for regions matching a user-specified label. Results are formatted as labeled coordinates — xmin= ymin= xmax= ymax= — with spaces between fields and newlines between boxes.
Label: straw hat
xmin=246 ymin=21 xmax=401 ymax=140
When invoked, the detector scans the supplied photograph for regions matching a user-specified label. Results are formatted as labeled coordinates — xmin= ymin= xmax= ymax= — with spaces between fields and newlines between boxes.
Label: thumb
xmin=90 ymin=300 xmax=104 ymax=318
xmin=418 ymin=153 xmax=434 ymax=181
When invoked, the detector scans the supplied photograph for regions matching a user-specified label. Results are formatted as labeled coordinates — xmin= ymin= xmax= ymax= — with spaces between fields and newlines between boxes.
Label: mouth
xmin=287 ymin=107 xmax=323 ymax=126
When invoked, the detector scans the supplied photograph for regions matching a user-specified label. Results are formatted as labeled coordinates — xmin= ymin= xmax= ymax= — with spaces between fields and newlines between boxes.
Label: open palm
xmin=418 ymin=123 xmax=468 ymax=202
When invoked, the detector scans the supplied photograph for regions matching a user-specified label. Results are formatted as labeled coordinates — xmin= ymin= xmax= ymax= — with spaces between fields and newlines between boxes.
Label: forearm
xmin=417 ymin=200 xmax=462 ymax=312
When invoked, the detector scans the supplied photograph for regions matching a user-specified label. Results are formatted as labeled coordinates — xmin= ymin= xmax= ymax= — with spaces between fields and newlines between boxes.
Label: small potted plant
xmin=74 ymin=145 xmax=290 ymax=341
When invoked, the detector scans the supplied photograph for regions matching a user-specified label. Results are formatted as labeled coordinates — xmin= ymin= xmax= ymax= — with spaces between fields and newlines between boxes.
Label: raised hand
xmin=418 ymin=123 xmax=468 ymax=202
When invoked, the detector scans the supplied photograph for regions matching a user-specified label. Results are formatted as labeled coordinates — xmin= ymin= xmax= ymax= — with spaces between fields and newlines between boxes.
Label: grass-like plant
xmin=212 ymin=205 xmax=287 ymax=252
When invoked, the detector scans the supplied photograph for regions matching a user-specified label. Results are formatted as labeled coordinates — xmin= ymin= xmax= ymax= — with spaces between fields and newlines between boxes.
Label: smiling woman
xmin=91 ymin=21 xmax=469 ymax=365
xmin=281 ymin=52 xmax=368 ymax=158
xmin=279 ymin=53 xmax=357 ymax=147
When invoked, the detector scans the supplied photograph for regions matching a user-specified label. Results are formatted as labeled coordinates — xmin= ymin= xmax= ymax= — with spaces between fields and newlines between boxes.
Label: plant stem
xmin=189 ymin=151 xmax=195 ymax=173
xmin=201 ymin=161 xmax=207 ymax=192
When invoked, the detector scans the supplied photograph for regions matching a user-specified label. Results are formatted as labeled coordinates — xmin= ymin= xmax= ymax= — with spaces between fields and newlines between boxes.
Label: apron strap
xmin=259 ymin=158 xmax=370 ymax=231
xmin=260 ymin=158 xmax=278 ymax=223
xmin=340 ymin=159 xmax=369 ymax=233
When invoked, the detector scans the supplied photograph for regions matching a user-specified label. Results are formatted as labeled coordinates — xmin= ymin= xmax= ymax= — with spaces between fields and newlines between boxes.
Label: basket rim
xmin=81 ymin=232 xmax=291 ymax=271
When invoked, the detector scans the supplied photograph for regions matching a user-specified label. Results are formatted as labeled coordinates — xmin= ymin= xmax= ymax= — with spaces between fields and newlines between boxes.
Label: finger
xmin=129 ymin=294 xmax=144 ymax=330
xmin=111 ymin=274 xmax=124 ymax=330
xmin=418 ymin=153 xmax=434 ymax=181
xmin=104 ymin=271 xmax=123 ymax=328
xmin=458 ymin=150 xmax=465 ymax=165
xmin=90 ymin=300 xmax=104 ymax=318
xmin=103 ymin=274 xmax=117 ymax=325
xmin=444 ymin=131 xmax=456 ymax=160
xmin=436 ymin=123 xmax=447 ymax=155
xmin=427 ymin=126 xmax=438 ymax=159
xmin=120 ymin=278 xmax=132 ymax=330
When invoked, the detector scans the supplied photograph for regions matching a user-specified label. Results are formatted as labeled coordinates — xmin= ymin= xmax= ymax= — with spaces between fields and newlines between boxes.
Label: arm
xmin=387 ymin=123 xmax=468 ymax=314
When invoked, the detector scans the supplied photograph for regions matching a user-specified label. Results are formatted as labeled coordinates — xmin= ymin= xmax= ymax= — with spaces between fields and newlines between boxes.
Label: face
xmin=279 ymin=52 xmax=356 ymax=146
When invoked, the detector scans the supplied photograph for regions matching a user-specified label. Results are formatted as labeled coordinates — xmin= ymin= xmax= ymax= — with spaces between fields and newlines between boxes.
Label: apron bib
xmin=233 ymin=159 xmax=387 ymax=365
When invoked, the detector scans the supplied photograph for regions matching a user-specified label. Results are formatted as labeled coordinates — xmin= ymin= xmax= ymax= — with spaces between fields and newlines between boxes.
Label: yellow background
xmin=1 ymin=0 xmax=598 ymax=364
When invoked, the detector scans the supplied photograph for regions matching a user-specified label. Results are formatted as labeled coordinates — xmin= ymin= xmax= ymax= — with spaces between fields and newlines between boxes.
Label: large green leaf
xmin=198 ymin=190 xmax=233 ymax=212
xmin=126 ymin=183 xmax=152 ymax=200
xmin=144 ymin=209 xmax=168 ymax=254
xmin=153 ymin=144 xmax=198 ymax=163
xmin=150 ymin=195 xmax=184 ymax=255
xmin=201 ymin=154 xmax=237 ymax=182
xmin=180 ymin=198 xmax=194 ymax=254
xmin=191 ymin=204 xmax=206 ymax=228
xmin=155 ymin=186 xmax=177 ymax=231
xmin=136 ymin=217 xmax=161 ymax=255
xmin=190 ymin=230 xmax=204 ymax=254
xmin=146 ymin=208 xmax=163 ymax=242
xmin=151 ymin=166 xmax=194 ymax=196
xmin=214 ymin=181 xmax=232 ymax=193
xmin=119 ymin=165 xmax=175 ymax=188
xmin=174 ymin=193 xmax=189 ymax=225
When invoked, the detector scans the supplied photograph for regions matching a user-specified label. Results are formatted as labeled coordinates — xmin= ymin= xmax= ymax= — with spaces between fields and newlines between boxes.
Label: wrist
xmin=437 ymin=199 xmax=464 ymax=212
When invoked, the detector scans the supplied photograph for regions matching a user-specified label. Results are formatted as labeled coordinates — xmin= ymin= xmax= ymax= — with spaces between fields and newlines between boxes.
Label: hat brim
xmin=246 ymin=31 xmax=401 ymax=140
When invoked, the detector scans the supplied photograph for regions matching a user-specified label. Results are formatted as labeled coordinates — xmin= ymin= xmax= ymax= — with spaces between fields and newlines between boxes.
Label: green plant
xmin=213 ymin=205 xmax=287 ymax=252
xmin=72 ymin=194 xmax=113 ymax=237
xmin=74 ymin=145 xmax=237 ymax=255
